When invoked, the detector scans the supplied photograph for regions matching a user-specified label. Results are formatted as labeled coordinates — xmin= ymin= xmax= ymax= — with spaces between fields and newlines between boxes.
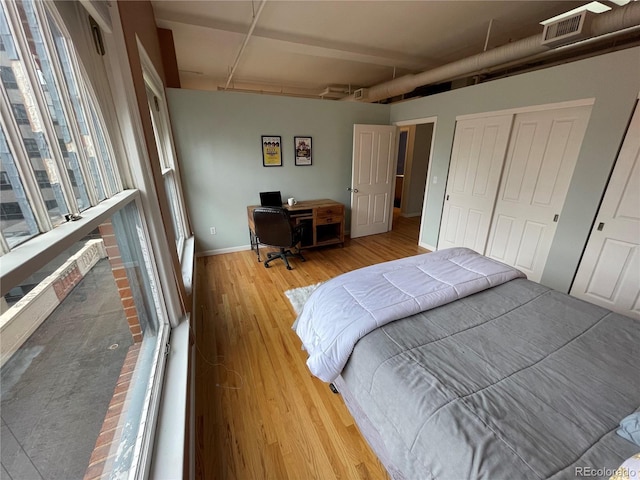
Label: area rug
xmin=284 ymin=282 xmax=322 ymax=315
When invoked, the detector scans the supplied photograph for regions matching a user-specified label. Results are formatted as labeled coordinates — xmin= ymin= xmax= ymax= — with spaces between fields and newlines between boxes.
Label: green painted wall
xmin=390 ymin=47 xmax=640 ymax=292
xmin=168 ymin=47 xmax=639 ymax=293
xmin=166 ymin=89 xmax=389 ymax=253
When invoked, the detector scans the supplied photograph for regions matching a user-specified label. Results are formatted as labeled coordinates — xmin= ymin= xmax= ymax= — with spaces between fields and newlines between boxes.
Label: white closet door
xmin=571 ymin=102 xmax=640 ymax=320
xmin=486 ymin=105 xmax=591 ymax=282
xmin=438 ymin=115 xmax=513 ymax=252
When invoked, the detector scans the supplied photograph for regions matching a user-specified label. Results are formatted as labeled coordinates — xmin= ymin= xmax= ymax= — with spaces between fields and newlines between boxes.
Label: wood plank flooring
xmin=195 ymin=215 xmax=427 ymax=479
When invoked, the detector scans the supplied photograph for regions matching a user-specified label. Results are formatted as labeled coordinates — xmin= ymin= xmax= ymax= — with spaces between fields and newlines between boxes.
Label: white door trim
xmin=392 ymin=117 xmax=438 ymax=248
xmin=394 ymin=116 xmax=438 ymax=127
xmin=456 ymin=98 xmax=595 ymax=122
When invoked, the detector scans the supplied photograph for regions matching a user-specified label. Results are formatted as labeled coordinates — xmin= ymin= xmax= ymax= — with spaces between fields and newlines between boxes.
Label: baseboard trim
xmin=420 ymin=242 xmax=437 ymax=252
xmin=197 ymin=245 xmax=252 ymax=257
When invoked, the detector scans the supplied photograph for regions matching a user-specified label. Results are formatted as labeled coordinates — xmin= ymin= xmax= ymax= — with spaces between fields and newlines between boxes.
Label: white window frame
xmin=0 ymin=190 xmax=171 ymax=479
xmin=0 ymin=0 xmax=125 ymax=252
xmin=138 ymin=39 xmax=190 ymax=261
xmin=3 ymin=0 xmax=79 ymax=216
xmin=1 ymin=1 xmax=191 ymax=478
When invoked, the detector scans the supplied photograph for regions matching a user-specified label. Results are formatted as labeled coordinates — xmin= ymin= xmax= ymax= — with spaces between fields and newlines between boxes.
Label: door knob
xmin=347 ymin=187 xmax=359 ymax=193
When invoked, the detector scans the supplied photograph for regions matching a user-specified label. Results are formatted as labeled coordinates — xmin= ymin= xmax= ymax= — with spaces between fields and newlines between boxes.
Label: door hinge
xmin=553 ymin=214 xmax=559 ymax=222
xmin=164 ymin=343 xmax=171 ymax=356
xmin=597 ymin=222 xmax=605 ymax=231
xmin=446 ymin=194 xmax=450 ymax=201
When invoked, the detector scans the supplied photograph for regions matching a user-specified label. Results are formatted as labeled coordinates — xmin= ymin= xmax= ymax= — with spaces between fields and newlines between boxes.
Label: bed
xmin=293 ymin=248 xmax=640 ymax=480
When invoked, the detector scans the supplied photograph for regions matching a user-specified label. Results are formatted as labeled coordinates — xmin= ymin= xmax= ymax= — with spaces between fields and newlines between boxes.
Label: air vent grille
xmin=354 ymin=88 xmax=368 ymax=100
xmin=545 ymin=15 xmax=582 ymax=40
xmin=541 ymin=11 xmax=592 ymax=47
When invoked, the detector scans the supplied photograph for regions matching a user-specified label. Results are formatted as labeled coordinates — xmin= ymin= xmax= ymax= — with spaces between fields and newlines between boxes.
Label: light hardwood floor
xmin=195 ymin=215 xmax=427 ymax=479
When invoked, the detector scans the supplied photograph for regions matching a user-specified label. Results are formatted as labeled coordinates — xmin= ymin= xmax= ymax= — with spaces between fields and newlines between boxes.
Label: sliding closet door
xmin=438 ymin=115 xmax=513 ymax=252
xmin=571 ymin=102 xmax=640 ymax=320
xmin=486 ymin=105 xmax=592 ymax=282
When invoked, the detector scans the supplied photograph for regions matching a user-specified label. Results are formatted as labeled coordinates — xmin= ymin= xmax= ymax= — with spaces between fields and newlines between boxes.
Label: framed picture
xmin=294 ymin=136 xmax=312 ymax=166
xmin=261 ymin=135 xmax=282 ymax=167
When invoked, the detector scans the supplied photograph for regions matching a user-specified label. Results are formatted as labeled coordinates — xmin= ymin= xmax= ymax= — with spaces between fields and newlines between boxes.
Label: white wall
xmin=390 ymin=47 xmax=640 ymax=292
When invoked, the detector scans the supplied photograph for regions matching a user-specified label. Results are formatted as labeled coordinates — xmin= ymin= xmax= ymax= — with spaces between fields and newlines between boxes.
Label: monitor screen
xmin=259 ymin=191 xmax=282 ymax=207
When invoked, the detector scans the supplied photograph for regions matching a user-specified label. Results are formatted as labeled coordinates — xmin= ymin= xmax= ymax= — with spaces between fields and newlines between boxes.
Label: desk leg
xmin=249 ymin=228 xmax=261 ymax=262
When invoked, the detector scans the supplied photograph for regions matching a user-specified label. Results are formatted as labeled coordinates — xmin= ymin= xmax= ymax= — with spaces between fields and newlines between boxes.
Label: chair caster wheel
xmin=286 ymin=266 xmax=292 ymax=270
xmin=264 ymin=263 xmax=270 ymax=268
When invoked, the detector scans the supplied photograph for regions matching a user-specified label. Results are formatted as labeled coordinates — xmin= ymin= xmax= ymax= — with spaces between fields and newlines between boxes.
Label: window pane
xmin=89 ymin=102 xmax=119 ymax=196
xmin=0 ymin=3 xmax=67 ymax=225
xmin=46 ymin=10 xmax=107 ymax=202
xmin=17 ymin=1 xmax=90 ymax=210
xmin=164 ymin=171 xmax=184 ymax=250
xmin=145 ymin=84 xmax=186 ymax=251
xmin=1 ymin=202 xmax=167 ymax=479
xmin=0 ymin=126 xmax=38 ymax=247
xmin=95 ymin=201 xmax=168 ymax=476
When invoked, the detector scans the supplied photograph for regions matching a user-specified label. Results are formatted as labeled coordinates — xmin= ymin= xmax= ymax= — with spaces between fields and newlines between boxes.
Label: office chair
xmin=253 ymin=207 xmax=305 ymax=270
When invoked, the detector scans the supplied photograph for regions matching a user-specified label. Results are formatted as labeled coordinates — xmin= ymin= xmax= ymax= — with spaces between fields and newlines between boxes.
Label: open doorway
xmin=392 ymin=118 xmax=436 ymax=246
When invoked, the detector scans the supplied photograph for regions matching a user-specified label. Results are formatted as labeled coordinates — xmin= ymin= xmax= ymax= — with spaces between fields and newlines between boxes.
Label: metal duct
xmin=343 ymin=2 xmax=640 ymax=103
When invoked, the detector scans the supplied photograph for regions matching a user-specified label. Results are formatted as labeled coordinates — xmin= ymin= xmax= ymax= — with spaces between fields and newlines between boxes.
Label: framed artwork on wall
xmin=261 ymin=136 xmax=282 ymax=166
xmin=294 ymin=136 xmax=312 ymax=166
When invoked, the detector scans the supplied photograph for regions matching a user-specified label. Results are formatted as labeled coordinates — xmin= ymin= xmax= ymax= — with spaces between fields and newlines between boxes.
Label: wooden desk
xmin=247 ymin=199 xmax=345 ymax=251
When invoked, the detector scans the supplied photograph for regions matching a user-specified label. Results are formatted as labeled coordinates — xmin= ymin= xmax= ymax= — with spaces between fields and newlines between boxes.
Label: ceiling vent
xmin=319 ymin=85 xmax=350 ymax=99
xmin=541 ymin=10 xmax=593 ymax=47
xmin=353 ymin=88 xmax=368 ymax=101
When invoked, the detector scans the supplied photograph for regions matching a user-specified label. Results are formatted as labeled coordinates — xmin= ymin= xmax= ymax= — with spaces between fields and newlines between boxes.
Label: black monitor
xmin=259 ymin=191 xmax=282 ymax=207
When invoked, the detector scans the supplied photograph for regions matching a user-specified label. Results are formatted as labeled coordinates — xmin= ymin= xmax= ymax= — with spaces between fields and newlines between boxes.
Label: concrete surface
xmin=1 ymin=259 xmax=133 ymax=480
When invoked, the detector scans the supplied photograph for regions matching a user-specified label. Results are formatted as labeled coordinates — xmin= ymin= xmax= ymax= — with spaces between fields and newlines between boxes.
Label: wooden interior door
xmin=350 ymin=124 xmax=398 ymax=238
xmin=485 ymin=105 xmax=591 ymax=282
xmin=571 ymin=101 xmax=640 ymax=320
xmin=437 ymin=114 xmax=513 ymax=252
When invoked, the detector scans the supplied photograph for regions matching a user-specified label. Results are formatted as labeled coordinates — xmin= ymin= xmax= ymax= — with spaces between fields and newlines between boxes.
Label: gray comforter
xmin=340 ymin=279 xmax=640 ymax=479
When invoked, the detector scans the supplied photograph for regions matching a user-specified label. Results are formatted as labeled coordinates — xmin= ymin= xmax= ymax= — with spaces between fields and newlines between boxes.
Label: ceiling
xmin=151 ymin=1 xmax=628 ymax=101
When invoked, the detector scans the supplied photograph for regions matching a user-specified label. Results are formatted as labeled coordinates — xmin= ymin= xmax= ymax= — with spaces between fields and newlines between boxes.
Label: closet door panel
xmin=438 ymin=114 xmax=513 ymax=252
xmin=572 ymin=101 xmax=640 ymax=320
xmin=486 ymin=105 xmax=592 ymax=282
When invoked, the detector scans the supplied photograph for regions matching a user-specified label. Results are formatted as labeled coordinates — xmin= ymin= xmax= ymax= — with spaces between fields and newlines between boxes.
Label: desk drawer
xmin=316 ymin=214 xmax=343 ymax=225
xmin=316 ymin=205 xmax=344 ymax=217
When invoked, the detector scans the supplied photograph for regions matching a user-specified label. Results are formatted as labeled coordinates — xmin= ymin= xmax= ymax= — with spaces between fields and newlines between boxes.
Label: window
xmin=0 ymin=127 xmax=38 ymax=246
xmin=0 ymin=1 xmax=183 ymax=479
xmin=10 ymin=103 xmax=28 ymax=124
xmin=0 ymin=0 xmax=121 ymax=244
xmin=1 ymin=195 xmax=169 ymax=479
xmin=0 ymin=65 xmax=17 ymax=88
xmin=140 ymin=45 xmax=190 ymax=258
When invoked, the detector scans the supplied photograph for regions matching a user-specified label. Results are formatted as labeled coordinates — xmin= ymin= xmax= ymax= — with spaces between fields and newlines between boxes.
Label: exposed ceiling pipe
xmin=343 ymin=2 xmax=640 ymax=103
xmin=224 ymin=0 xmax=267 ymax=90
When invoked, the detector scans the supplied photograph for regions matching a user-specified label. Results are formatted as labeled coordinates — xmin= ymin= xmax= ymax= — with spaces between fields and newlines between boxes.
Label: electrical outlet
xmin=210 ymin=227 xmax=216 ymax=235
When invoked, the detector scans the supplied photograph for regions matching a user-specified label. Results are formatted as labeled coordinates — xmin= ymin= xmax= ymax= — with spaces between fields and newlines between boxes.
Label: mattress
xmin=337 ymin=278 xmax=640 ymax=480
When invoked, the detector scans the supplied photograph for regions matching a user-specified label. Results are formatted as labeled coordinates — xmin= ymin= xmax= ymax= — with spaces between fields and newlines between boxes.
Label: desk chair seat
xmin=253 ymin=207 xmax=305 ymax=270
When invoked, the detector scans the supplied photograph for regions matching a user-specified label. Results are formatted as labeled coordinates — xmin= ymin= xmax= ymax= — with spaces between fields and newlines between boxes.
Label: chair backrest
xmin=253 ymin=207 xmax=295 ymax=248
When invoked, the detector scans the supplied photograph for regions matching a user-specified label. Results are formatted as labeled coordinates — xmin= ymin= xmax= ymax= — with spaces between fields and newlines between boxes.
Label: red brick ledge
xmin=83 ymin=343 xmax=142 ymax=480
